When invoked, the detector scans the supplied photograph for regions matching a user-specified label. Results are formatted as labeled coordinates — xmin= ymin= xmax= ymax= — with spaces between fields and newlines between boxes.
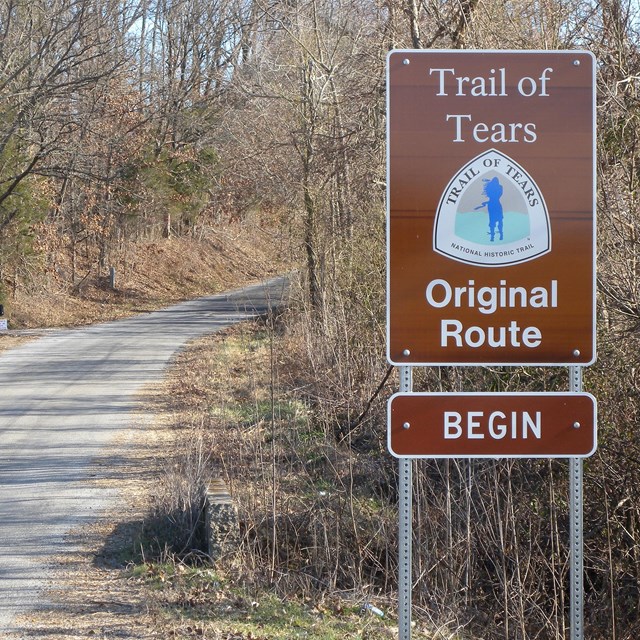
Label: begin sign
xmin=387 ymin=50 xmax=596 ymax=366
xmin=388 ymin=392 xmax=597 ymax=458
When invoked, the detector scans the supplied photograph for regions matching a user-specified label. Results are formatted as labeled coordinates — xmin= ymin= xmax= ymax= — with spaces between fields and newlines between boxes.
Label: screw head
xmin=573 ymin=421 xmax=581 ymax=429
xmin=402 ymin=348 xmax=411 ymax=357
xmin=403 ymin=58 xmax=410 ymax=65
xmin=573 ymin=349 xmax=581 ymax=357
xmin=403 ymin=422 xmax=411 ymax=430
xmin=574 ymin=59 xmax=581 ymax=66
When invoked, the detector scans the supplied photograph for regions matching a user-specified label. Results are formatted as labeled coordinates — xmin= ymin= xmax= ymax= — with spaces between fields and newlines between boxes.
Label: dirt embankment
xmin=3 ymin=224 xmax=291 ymax=331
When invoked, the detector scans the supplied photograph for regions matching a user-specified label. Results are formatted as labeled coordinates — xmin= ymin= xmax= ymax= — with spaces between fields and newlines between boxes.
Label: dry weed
xmin=6 ymin=224 xmax=289 ymax=329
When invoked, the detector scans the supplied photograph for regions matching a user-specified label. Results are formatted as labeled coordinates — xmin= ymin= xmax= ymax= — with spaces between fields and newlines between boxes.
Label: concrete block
xmin=205 ymin=478 xmax=238 ymax=560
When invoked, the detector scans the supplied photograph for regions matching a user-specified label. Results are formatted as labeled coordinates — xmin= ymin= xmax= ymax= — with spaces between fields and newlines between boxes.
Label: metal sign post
xmin=386 ymin=49 xmax=596 ymax=640
xmin=569 ymin=365 xmax=584 ymax=640
xmin=391 ymin=375 xmax=589 ymax=640
xmin=398 ymin=365 xmax=413 ymax=640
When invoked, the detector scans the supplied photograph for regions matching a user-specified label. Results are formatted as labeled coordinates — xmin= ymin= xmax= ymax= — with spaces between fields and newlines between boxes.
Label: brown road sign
xmin=388 ymin=392 xmax=597 ymax=458
xmin=387 ymin=50 xmax=596 ymax=365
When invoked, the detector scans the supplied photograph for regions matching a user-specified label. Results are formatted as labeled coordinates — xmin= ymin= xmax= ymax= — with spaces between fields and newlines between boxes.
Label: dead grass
xmin=135 ymin=321 xmax=401 ymax=636
xmin=6 ymin=223 xmax=290 ymax=329
xmin=0 ymin=334 xmax=36 ymax=353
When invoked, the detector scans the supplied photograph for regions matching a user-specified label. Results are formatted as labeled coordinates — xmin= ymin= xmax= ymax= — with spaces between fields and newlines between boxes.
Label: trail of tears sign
xmin=386 ymin=50 xmax=596 ymax=366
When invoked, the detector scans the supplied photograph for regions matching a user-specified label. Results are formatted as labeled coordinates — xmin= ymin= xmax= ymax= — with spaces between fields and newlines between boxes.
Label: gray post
xmin=569 ymin=365 xmax=584 ymax=640
xmin=399 ymin=365 xmax=413 ymax=640
xmin=205 ymin=478 xmax=239 ymax=560
xmin=109 ymin=266 xmax=116 ymax=289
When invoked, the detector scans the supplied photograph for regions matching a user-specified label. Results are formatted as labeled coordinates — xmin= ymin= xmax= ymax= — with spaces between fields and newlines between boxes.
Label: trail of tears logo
xmin=434 ymin=149 xmax=551 ymax=267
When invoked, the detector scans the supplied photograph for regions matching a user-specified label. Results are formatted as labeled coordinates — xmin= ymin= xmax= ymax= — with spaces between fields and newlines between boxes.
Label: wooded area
xmin=3 ymin=0 xmax=640 ymax=638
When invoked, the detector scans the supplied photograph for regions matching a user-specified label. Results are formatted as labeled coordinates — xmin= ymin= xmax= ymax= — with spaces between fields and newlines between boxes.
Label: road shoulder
xmin=3 ymin=385 xmax=173 ymax=639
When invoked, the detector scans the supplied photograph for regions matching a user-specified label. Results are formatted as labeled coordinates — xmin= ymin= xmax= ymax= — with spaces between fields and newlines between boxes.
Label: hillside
xmin=2 ymin=224 xmax=290 ymax=330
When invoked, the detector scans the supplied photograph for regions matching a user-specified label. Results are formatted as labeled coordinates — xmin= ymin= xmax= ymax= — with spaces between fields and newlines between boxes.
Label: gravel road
xmin=0 ymin=277 xmax=287 ymax=633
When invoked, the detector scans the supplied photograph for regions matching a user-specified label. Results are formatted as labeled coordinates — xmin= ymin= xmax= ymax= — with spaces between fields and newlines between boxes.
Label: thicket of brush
xmin=148 ymin=278 xmax=640 ymax=640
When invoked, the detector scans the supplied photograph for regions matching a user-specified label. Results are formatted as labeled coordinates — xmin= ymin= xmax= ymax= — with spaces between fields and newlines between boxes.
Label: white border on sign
xmin=387 ymin=391 xmax=598 ymax=459
xmin=385 ymin=49 xmax=597 ymax=367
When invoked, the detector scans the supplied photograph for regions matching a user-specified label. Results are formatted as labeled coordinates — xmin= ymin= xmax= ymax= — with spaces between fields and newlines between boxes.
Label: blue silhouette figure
xmin=474 ymin=177 xmax=504 ymax=241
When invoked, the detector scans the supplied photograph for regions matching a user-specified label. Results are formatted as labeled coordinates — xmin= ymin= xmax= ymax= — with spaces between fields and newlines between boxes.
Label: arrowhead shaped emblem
xmin=433 ymin=149 xmax=551 ymax=267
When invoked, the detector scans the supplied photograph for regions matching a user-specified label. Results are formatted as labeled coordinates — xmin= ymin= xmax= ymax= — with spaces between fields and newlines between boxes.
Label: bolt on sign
xmin=386 ymin=51 xmax=596 ymax=365
xmin=388 ymin=393 xmax=597 ymax=458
